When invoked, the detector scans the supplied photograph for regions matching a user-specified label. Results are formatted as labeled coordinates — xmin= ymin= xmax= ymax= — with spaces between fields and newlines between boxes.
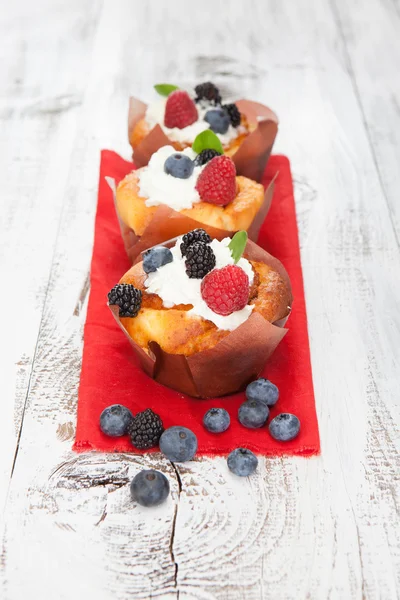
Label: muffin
xmin=128 ymin=81 xmax=278 ymax=181
xmin=115 ymin=143 xmax=273 ymax=263
xmin=108 ymin=233 xmax=292 ymax=398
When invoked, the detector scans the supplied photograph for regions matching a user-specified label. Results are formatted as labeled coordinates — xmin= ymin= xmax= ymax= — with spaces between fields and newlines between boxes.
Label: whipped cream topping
xmin=145 ymin=97 xmax=242 ymax=146
xmin=144 ymin=237 xmax=254 ymax=331
xmin=138 ymin=146 xmax=204 ymax=211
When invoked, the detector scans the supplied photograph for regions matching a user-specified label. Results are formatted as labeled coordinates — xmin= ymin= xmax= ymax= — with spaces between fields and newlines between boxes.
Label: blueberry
xmin=246 ymin=378 xmax=279 ymax=407
xmin=204 ymin=109 xmax=230 ymax=134
xmin=227 ymin=448 xmax=258 ymax=477
xmin=99 ymin=404 xmax=133 ymax=437
xmin=269 ymin=413 xmax=300 ymax=441
xmin=238 ymin=400 xmax=269 ymax=429
xmin=159 ymin=426 xmax=198 ymax=462
xmin=143 ymin=246 xmax=173 ymax=273
xmin=164 ymin=153 xmax=194 ymax=179
xmin=203 ymin=408 xmax=230 ymax=433
xmin=130 ymin=469 xmax=170 ymax=507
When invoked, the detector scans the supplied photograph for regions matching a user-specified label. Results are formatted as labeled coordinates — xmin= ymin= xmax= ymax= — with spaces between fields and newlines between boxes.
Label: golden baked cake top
xmin=108 ymin=231 xmax=291 ymax=357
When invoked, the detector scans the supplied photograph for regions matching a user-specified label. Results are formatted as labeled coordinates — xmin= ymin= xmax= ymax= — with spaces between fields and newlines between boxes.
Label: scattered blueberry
xmin=269 ymin=413 xmax=300 ymax=441
xmin=130 ymin=469 xmax=170 ymax=507
xmin=227 ymin=448 xmax=258 ymax=477
xmin=204 ymin=109 xmax=230 ymax=134
xmin=238 ymin=400 xmax=269 ymax=429
xmin=246 ymin=378 xmax=279 ymax=407
xmin=99 ymin=404 xmax=133 ymax=437
xmin=164 ymin=153 xmax=194 ymax=179
xmin=203 ymin=408 xmax=230 ymax=433
xmin=159 ymin=426 xmax=198 ymax=462
xmin=143 ymin=246 xmax=173 ymax=273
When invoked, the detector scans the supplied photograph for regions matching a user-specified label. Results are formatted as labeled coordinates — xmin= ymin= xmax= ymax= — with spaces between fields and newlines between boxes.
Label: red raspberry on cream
xmin=201 ymin=264 xmax=250 ymax=316
xmin=195 ymin=155 xmax=237 ymax=206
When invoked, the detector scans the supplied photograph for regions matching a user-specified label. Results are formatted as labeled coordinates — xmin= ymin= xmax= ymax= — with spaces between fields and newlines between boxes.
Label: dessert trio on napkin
xmin=107 ymin=81 xmax=292 ymax=400
xmin=92 ymin=81 xmax=308 ymax=502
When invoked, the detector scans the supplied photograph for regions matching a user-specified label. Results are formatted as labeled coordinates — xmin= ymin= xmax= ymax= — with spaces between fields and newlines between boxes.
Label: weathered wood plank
xmin=332 ymin=0 xmax=400 ymax=243
xmin=1 ymin=0 xmax=399 ymax=599
xmin=0 ymin=0 xmax=100 ymax=512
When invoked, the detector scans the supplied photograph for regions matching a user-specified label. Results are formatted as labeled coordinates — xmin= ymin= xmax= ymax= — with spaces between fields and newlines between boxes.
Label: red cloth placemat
xmin=73 ymin=151 xmax=320 ymax=456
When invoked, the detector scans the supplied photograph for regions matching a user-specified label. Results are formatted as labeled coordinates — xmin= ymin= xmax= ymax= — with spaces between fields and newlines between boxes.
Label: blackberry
xmin=194 ymin=148 xmax=222 ymax=167
xmin=223 ymin=103 xmax=241 ymax=128
xmin=185 ymin=242 xmax=216 ymax=279
xmin=194 ymin=82 xmax=222 ymax=105
xmin=108 ymin=284 xmax=142 ymax=317
xmin=128 ymin=409 xmax=164 ymax=450
xmin=180 ymin=229 xmax=212 ymax=256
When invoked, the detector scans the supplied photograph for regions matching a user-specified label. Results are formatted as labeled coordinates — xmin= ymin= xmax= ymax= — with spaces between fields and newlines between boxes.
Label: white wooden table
xmin=1 ymin=1 xmax=399 ymax=598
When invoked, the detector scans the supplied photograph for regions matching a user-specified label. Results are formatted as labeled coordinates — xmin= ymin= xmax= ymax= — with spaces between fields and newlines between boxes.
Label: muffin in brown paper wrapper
xmin=106 ymin=175 xmax=276 ymax=265
xmin=109 ymin=238 xmax=292 ymax=398
xmin=128 ymin=97 xmax=279 ymax=182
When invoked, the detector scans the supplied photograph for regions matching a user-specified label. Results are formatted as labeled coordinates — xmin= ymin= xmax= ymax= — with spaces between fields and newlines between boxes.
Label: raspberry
xmin=108 ymin=284 xmax=142 ymax=317
xmin=194 ymin=148 xmax=222 ymax=167
xmin=180 ymin=229 xmax=211 ymax=256
xmin=195 ymin=155 xmax=237 ymax=206
xmin=185 ymin=242 xmax=216 ymax=279
xmin=194 ymin=82 xmax=221 ymax=105
xmin=127 ymin=409 xmax=164 ymax=450
xmin=201 ymin=265 xmax=250 ymax=316
xmin=223 ymin=103 xmax=241 ymax=128
xmin=164 ymin=90 xmax=198 ymax=129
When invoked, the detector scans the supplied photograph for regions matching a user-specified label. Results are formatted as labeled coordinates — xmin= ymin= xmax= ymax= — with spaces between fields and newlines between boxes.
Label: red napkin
xmin=73 ymin=151 xmax=320 ymax=456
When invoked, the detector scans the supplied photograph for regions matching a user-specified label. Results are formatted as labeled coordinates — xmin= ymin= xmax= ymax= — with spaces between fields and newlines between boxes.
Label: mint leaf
xmin=154 ymin=83 xmax=179 ymax=97
xmin=229 ymin=231 xmax=248 ymax=264
xmin=192 ymin=130 xmax=224 ymax=155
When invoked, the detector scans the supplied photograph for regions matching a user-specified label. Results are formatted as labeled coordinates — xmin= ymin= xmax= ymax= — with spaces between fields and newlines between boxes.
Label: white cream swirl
xmin=138 ymin=146 xmax=204 ymax=211
xmin=144 ymin=238 xmax=254 ymax=331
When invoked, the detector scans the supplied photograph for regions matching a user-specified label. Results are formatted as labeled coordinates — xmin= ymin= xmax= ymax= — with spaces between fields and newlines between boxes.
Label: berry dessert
xmin=130 ymin=82 xmax=250 ymax=157
xmin=115 ymin=133 xmax=272 ymax=263
xmin=108 ymin=231 xmax=292 ymax=398
xmin=128 ymin=82 xmax=279 ymax=182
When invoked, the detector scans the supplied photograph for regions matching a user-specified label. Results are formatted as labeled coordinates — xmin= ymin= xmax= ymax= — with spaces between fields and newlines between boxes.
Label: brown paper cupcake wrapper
xmin=109 ymin=238 xmax=292 ymax=398
xmin=128 ymin=97 xmax=279 ymax=182
xmin=106 ymin=175 xmax=276 ymax=265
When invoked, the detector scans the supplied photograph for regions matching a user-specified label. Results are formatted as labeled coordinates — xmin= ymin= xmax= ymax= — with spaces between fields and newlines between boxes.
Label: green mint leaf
xmin=228 ymin=231 xmax=248 ymax=264
xmin=192 ymin=130 xmax=224 ymax=155
xmin=154 ymin=83 xmax=179 ymax=97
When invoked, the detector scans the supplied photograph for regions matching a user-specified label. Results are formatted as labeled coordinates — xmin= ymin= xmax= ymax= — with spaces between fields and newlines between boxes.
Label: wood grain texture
xmin=0 ymin=0 xmax=399 ymax=599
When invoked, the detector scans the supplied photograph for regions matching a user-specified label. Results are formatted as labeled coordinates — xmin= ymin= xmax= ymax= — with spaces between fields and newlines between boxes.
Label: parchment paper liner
xmin=106 ymin=175 xmax=276 ymax=265
xmin=128 ymin=97 xmax=279 ymax=182
xmin=109 ymin=239 xmax=292 ymax=398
